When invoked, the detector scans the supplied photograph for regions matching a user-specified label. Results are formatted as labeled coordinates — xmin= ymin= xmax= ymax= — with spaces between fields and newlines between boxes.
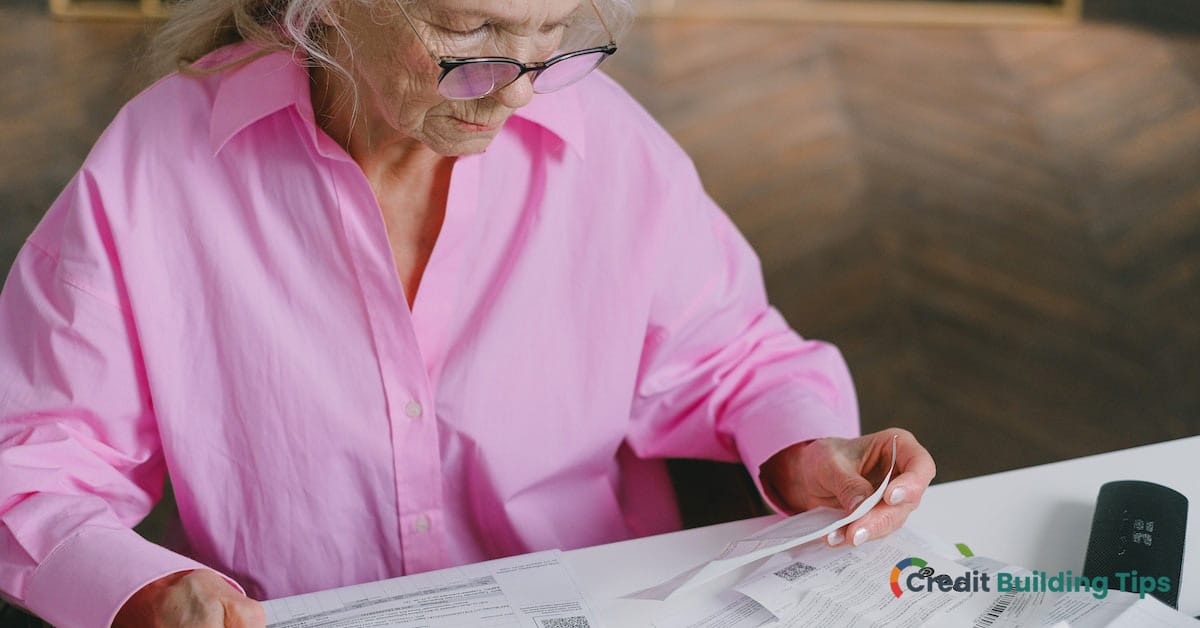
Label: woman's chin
xmin=417 ymin=115 xmax=508 ymax=156
xmin=425 ymin=131 xmax=502 ymax=157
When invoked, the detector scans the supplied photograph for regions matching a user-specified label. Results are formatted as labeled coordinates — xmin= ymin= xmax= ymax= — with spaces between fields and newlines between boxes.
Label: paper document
xmin=629 ymin=436 xmax=898 ymax=601
xmin=262 ymin=550 xmax=599 ymax=628
xmin=651 ymin=528 xmax=1200 ymax=628
xmin=732 ymin=533 xmax=1040 ymax=627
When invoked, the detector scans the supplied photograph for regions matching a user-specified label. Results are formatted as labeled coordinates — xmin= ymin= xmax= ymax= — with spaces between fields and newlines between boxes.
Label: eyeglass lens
xmin=439 ymin=64 xmax=522 ymax=100
xmin=438 ymin=50 xmax=610 ymax=100
xmin=532 ymin=51 xmax=608 ymax=93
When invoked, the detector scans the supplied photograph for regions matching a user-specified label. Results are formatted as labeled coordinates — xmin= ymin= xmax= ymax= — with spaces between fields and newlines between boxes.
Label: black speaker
xmin=1082 ymin=480 xmax=1188 ymax=608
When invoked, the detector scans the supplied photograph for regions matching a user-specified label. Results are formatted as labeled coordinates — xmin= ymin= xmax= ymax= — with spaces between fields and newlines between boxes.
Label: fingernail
xmin=852 ymin=527 xmax=869 ymax=547
xmin=847 ymin=495 xmax=866 ymax=511
xmin=826 ymin=529 xmax=845 ymax=546
xmin=889 ymin=487 xmax=907 ymax=506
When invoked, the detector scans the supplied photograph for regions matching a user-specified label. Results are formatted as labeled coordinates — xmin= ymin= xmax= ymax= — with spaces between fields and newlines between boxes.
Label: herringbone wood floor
xmin=1 ymin=1 xmax=1198 ymax=528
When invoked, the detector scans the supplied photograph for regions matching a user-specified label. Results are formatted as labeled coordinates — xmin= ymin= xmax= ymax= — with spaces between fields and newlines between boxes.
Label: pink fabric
xmin=0 ymin=42 xmax=858 ymax=626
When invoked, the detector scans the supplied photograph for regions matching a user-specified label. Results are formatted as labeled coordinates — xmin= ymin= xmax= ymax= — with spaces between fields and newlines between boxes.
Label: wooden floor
xmin=1 ymin=1 xmax=1198 ymax=527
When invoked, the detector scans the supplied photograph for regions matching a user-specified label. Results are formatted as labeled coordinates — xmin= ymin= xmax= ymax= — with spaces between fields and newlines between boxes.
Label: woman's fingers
xmin=762 ymin=428 xmax=937 ymax=548
xmin=824 ymin=429 xmax=937 ymax=547
xmin=884 ymin=429 xmax=937 ymax=505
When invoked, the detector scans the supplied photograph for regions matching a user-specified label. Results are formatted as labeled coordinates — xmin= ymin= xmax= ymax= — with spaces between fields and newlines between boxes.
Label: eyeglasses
xmin=397 ymin=0 xmax=618 ymax=101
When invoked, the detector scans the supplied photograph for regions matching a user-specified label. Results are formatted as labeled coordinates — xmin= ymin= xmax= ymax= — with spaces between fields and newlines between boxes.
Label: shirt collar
xmin=512 ymin=81 xmax=587 ymax=159
xmin=207 ymin=42 xmax=311 ymax=155
xmin=207 ymin=42 xmax=586 ymax=159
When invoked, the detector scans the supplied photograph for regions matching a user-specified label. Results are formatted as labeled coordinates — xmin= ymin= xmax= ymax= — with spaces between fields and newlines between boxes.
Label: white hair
xmin=145 ymin=0 xmax=635 ymax=80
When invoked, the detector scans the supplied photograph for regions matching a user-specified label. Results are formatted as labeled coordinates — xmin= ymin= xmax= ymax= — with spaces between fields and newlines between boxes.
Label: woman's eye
xmin=443 ymin=24 xmax=489 ymax=38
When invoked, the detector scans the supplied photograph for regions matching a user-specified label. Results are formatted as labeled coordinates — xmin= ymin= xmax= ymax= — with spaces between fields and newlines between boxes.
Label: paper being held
xmin=627 ymin=435 xmax=898 ymax=601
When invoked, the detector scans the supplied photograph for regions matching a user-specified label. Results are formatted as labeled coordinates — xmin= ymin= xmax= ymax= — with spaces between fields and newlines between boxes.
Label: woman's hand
xmin=759 ymin=428 xmax=936 ymax=548
xmin=114 ymin=569 xmax=265 ymax=628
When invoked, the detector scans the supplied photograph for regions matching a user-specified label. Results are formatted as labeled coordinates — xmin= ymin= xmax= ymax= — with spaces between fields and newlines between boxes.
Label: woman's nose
xmin=491 ymin=74 xmax=536 ymax=109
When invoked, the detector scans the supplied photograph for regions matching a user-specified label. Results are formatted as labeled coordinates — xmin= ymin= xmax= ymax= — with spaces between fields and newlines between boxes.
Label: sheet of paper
xmin=653 ymin=526 xmax=1200 ymax=628
xmin=1041 ymin=589 xmax=1200 ymax=627
xmin=727 ymin=531 xmax=1033 ymax=628
xmin=262 ymin=550 xmax=599 ymax=628
xmin=650 ymin=589 xmax=779 ymax=628
xmin=628 ymin=436 xmax=898 ymax=601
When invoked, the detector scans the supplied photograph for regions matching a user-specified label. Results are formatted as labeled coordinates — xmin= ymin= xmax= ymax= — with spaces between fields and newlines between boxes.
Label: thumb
xmin=223 ymin=597 xmax=267 ymax=628
xmin=830 ymin=470 xmax=875 ymax=513
xmin=212 ymin=576 xmax=266 ymax=628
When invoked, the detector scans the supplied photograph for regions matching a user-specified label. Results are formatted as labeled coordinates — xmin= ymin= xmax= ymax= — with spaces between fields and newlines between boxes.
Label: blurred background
xmin=1 ymin=0 xmax=1198 ymax=530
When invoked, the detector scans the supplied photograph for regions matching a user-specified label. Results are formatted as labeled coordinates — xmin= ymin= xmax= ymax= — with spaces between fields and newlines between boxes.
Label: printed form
xmin=650 ymin=529 xmax=1199 ymax=628
xmin=262 ymin=550 xmax=598 ymax=628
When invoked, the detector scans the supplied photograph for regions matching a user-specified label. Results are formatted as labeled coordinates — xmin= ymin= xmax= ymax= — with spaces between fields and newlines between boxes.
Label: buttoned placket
xmin=314 ymin=125 xmax=482 ymax=575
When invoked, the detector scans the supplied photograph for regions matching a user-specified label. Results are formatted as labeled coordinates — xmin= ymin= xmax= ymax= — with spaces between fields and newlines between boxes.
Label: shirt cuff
xmin=732 ymin=394 xmax=860 ymax=514
xmin=23 ymin=525 xmax=244 ymax=628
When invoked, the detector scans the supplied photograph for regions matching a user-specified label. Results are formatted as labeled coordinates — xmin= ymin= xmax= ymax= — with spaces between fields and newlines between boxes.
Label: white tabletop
xmin=907 ymin=435 xmax=1200 ymax=616
xmin=565 ymin=435 xmax=1200 ymax=625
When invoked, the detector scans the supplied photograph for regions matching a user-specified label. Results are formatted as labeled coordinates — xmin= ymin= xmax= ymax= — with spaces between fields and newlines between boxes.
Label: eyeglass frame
xmin=395 ymin=0 xmax=619 ymax=100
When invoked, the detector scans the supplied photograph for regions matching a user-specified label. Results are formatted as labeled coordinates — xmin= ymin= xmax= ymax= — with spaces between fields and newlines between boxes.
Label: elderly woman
xmin=0 ymin=0 xmax=935 ymax=625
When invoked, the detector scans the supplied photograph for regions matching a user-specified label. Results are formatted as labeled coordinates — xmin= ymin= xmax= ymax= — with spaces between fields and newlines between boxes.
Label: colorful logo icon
xmin=890 ymin=557 xmax=932 ymax=597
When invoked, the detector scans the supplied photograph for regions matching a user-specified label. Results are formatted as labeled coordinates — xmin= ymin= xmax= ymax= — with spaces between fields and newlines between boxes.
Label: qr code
xmin=774 ymin=562 xmax=816 ymax=582
xmin=539 ymin=617 xmax=592 ymax=628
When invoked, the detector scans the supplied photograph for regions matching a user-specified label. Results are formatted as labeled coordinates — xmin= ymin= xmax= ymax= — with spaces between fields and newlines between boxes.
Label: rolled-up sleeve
xmin=626 ymin=153 xmax=860 ymax=497
xmin=0 ymin=172 xmax=235 ymax=627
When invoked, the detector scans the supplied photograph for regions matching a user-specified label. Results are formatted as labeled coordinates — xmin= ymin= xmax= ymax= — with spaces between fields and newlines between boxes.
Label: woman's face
xmin=327 ymin=0 xmax=583 ymax=156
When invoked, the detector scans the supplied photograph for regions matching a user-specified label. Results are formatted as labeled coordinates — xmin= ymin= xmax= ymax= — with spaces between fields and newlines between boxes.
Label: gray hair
xmin=145 ymin=0 xmax=635 ymax=80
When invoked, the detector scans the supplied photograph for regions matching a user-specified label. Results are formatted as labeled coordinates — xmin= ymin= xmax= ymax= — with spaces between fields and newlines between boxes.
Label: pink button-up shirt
xmin=0 ymin=43 xmax=858 ymax=626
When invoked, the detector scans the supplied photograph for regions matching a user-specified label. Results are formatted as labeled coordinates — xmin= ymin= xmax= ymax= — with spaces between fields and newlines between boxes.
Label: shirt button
xmin=405 ymin=401 xmax=423 ymax=418
xmin=414 ymin=514 xmax=431 ymax=533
